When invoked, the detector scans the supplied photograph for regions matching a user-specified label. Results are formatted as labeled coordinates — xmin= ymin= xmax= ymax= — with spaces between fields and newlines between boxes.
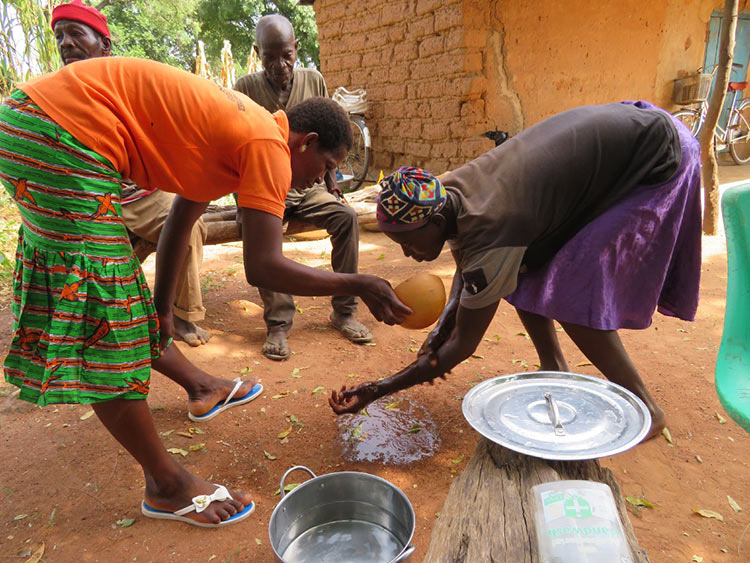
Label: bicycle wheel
xmin=729 ymin=99 xmax=750 ymax=164
xmin=340 ymin=115 xmax=371 ymax=190
xmin=672 ymin=108 xmax=702 ymax=136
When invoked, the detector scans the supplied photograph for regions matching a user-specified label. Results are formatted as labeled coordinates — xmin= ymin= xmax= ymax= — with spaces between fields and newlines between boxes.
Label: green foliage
xmin=100 ymin=0 xmax=200 ymax=70
xmin=0 ymin=189 xmax=20 ymax=285
xmin=0 ymin=0 xmax=60 ymax=98
xmin=1 ymin=0 xmax=320 ymax=88
xmin=193 ymin=0 xmax=320 ymax=74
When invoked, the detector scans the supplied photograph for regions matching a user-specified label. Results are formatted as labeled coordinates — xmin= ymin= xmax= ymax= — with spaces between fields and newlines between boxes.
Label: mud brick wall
xmin=314 ymin=0 xmax=719 ymax=178
xmin=315 ymin=0 xmax=497 ymax=176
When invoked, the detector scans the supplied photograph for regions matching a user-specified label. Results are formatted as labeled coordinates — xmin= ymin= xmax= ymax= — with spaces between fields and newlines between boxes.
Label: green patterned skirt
xmin=0 ymin=90 xmax=160 ymax=405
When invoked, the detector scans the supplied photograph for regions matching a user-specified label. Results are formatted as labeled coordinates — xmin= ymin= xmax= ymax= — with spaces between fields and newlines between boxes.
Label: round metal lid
xmin=462 ymin=371 xmax=651 ymax=460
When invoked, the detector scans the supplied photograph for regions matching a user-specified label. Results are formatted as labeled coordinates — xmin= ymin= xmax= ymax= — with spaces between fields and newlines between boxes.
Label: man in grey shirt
xmin=234 ymin=15 xmax=372 ymax=360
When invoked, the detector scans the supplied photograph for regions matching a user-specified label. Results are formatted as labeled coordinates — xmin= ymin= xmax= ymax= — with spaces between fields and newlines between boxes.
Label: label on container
xmin=532 ymin=480 xmax=634 ymax=563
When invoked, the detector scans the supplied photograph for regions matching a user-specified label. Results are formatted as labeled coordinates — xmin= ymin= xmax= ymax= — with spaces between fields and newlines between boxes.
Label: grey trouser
xmin=260 ymin=186 xmax=359 ymax=331
xmin=122 ymin=190 xmax=207 ymax=322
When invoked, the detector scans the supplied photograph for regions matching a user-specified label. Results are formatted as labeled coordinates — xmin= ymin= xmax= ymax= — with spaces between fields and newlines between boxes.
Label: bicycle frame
xmin=685 ymin=88 xmax=746 ymax=146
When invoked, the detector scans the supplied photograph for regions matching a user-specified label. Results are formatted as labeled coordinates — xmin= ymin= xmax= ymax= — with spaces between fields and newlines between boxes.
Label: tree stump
xmin=424 ymin=437 xmax=648 ymax=562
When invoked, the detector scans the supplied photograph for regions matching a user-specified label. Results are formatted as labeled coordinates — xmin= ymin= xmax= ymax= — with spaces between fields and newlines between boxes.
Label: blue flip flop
xmin=188 ymin=378 xmax=263 ymax=422
xmin=141 ymin=484 xmax=255 ymax=528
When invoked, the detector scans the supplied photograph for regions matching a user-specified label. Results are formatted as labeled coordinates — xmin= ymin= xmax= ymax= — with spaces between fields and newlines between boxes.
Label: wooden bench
xmin=130 ymin=188 xmax=379 ymax=263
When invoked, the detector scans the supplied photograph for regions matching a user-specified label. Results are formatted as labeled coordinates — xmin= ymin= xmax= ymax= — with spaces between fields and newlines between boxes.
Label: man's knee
xmin=328 ymin=202 xmax=358 ymax=233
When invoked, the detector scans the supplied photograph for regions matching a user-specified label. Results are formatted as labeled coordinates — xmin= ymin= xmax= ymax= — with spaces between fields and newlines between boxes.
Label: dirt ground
xmin=1 ymin=207 xmax=750 ymax=562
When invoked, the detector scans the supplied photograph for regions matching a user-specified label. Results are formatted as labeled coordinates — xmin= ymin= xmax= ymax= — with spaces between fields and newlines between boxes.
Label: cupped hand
xmin=329 ymin=382 xmax=381 ymax=415
xmin=358 ymin=275 xmax=412 ymax=325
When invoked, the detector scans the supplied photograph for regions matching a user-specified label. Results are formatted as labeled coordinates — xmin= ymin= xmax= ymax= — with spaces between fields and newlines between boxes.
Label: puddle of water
xmin=336 ymin=396 xmax=441 ymax=465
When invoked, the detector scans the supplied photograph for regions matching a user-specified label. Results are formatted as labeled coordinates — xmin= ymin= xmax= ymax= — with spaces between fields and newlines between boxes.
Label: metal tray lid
xmin=462 ymin=371 xmax=651 ymax=460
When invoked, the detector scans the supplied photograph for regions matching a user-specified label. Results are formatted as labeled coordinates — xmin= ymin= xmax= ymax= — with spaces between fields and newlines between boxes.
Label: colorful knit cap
xmin=377 ymin=166 xmax=446 ymax=232
xmin=51 ymin=0 xmax=111 ymax=38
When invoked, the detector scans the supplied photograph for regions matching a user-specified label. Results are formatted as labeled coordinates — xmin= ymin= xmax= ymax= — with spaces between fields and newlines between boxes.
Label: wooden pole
xmin=701 ymin=0 xmax=738 ymax=235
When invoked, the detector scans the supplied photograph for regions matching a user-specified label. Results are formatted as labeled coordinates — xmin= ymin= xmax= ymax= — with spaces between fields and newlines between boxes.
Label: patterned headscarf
xmin=377 ymin=166 xmax=446 ymax=232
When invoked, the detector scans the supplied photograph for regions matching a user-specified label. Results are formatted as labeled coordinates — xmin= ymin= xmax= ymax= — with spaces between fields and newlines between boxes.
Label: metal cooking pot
xmin=269 ymin=466 xmax=416 ymax=563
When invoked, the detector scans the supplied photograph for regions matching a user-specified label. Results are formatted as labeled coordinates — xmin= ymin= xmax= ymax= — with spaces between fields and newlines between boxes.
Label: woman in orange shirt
xmin=0 ymin=57 xmax=408 ymax=527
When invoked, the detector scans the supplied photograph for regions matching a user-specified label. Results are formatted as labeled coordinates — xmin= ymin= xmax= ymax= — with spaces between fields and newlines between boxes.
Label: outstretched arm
xmin=330 ymin=298 xmax=500 ymax=414
xmin=419 ymin=249 xmax=463 ymax=360
xmin=153 ymin=195 xmax=209 ymax=349
xmin=241 ymin=207 xmax=411 ymax=324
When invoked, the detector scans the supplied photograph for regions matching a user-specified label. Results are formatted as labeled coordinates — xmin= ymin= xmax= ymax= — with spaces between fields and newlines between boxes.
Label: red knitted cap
xmin=51 ymin=0 xmax=110 ymax=38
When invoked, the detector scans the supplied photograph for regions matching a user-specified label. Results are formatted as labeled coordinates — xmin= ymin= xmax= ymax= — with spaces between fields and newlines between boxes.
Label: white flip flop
xmin=141 ymin=484 xmax=255 ymax=528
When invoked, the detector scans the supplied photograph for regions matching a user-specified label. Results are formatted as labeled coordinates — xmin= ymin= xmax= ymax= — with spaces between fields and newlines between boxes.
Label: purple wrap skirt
xmin=505 ymin=101 xmax=702 ymax=330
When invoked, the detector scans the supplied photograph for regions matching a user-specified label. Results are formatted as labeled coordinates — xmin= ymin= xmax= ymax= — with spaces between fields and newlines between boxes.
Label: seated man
xmin=234 ymin=14 xmax=372 ymax=361
xmin=52 ymin=0 xmax=210 ymax=347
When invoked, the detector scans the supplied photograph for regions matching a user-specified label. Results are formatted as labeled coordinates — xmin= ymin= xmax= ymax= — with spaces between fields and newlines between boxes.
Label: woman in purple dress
xmin=330 ymin=101 xmax=701 ymax=439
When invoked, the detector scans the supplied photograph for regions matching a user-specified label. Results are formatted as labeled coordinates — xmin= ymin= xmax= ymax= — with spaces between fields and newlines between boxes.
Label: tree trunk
xmin=701 ymin=0 xmax=738 ymax=235
xmin=424 ymin=438 xmax=648 ymax=562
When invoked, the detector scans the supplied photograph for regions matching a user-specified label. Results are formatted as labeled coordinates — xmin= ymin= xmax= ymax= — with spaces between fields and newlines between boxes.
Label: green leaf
xmin=277 ymin=427 xmax=292 ymax=439
xmin=351 ymin=424 xmax=363 ymax=440
xmin=117 ymin=517 xmax=136 ymax=528
xmin=405 ymin=424 xmax=423 ymax=434
xmin=692 ymin=507 xmax=723 ymax=521
xmin=288 ymin=414 xmax=302 ymax=426
xmin=311 ymin=386 xmax=325 ymax=394
xmin=384 ymin=401 xmax=400 ymax=410
xmin=451 ymin=454 xmax=465 ymax=464
xmin=263 ymin=450 xmax=277 ymax=460
xmin=274 ymin=483 xmax=300 ymax=495
xmin=167 ymin=447 xmax=189 ymax=457
xmin=727 ymin=495 xmax=742 ymax=513
xmin=376 ymin=253 xmax=385 ymax=260
xmin=625 ymin=496 xmax=654 ymax=508
xmin=661 ymin=427 xmax=674 ymax=445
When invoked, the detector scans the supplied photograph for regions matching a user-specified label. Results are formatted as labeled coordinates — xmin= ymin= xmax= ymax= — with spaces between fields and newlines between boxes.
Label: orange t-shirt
xmin=20 ymin=57 xmax=291 ymax=217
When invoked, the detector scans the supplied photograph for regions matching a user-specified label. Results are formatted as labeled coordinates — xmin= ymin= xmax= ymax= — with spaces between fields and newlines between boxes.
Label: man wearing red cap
xmin=52 ymin=0 xmax=212 ymax=348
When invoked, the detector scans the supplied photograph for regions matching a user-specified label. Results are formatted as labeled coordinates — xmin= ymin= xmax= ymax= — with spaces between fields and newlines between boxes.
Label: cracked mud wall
xmin=314 ymin=0 xmax=721 ymax=174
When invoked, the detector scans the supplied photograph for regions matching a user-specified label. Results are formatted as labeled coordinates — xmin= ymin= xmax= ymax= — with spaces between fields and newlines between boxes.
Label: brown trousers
xmin=260 ymin=186 xmax=359 ymax=331
xmin=122 ymin=191 xmax=207 ymax=322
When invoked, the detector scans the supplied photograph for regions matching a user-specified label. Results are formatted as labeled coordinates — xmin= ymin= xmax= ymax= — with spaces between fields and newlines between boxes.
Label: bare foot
xmin=330 ymin=312 xmax=373 ymax=344
xmin=188 ymin=376 xmax=259 ymax=417
xmin=173 ymin=317 xmax=212 ymax=347
xmin=645 ymin=406 xmax=667 ymax=441
xmin=144 ymin=466 xmax=253 ymax=526
xmin=263 ymin=328 xmax=291 ymax=361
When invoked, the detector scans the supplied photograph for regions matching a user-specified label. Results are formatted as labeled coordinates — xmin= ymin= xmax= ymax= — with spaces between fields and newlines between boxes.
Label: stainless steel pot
xmin=269 ymin=466 xmax=416 ymax=563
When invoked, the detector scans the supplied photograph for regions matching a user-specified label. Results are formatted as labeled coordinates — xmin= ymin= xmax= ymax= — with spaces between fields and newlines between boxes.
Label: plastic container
xmin=531 ymin=480 xmax=634 ymax=563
